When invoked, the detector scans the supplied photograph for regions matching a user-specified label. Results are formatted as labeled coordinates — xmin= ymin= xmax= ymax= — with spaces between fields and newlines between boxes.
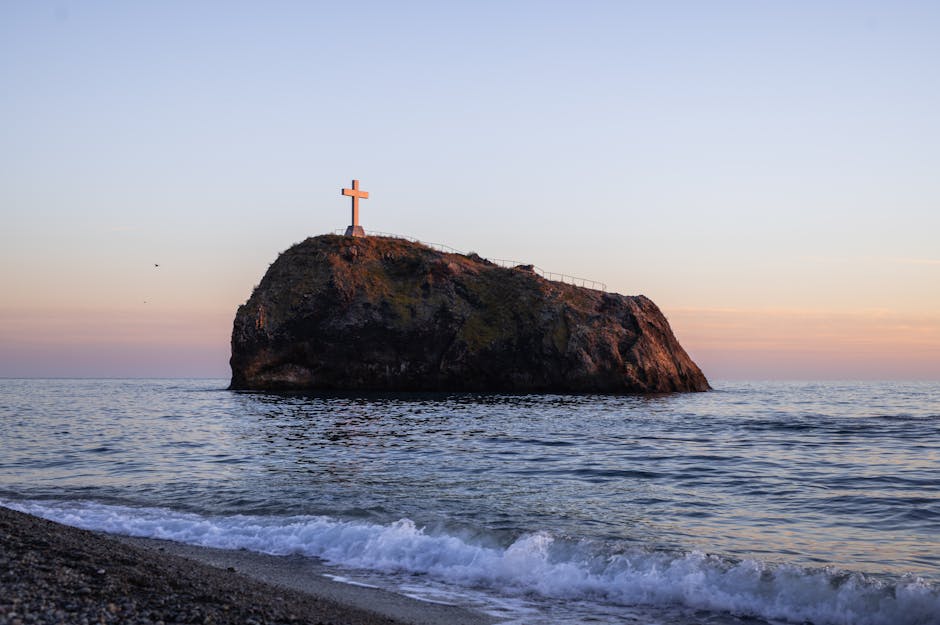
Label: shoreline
xmin=0 ymin=505 xmax=496 ymax=625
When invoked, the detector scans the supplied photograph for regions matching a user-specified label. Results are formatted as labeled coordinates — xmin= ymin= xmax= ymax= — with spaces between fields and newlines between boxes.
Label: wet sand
xmin=0 ymin=506 xmax=496 ymax=625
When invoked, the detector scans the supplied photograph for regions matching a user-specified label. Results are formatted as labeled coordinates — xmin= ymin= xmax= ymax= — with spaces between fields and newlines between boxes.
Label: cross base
xmin=344 ymin=225 xmax=366 ymax=237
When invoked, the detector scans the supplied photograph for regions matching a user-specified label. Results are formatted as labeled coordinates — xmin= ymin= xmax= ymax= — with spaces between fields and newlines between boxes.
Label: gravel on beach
xmin=0 ymin=505 xmax=405 ymax=625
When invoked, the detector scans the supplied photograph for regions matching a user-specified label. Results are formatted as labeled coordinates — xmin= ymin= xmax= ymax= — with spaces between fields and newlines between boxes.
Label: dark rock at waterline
xmin=229 ymin=235 xmax=709 ymax=393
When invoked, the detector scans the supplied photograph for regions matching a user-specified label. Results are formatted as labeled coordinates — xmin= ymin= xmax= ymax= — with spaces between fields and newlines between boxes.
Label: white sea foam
xmin=4 ymin=499 xmax=938 ymax=625
xmin=321 ymin=574 xmax=379 ymax=589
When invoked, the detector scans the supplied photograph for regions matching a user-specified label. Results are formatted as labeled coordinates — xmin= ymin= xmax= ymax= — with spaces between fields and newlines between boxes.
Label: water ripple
xmin=1 ymin=379 xmax=939 ymax=584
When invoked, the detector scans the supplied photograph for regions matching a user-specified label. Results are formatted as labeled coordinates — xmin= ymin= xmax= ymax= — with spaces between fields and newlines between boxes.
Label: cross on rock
xmin=342 ymin=179 xmax=369 ymax=237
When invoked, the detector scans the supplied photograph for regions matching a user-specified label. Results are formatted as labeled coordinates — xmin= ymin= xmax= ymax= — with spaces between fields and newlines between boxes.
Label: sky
xmin=1 ymin=1 xmax=938 ymax=380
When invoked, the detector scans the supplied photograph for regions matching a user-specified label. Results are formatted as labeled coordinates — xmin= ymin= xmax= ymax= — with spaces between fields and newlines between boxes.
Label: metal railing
xmin=331 ymin=229 xmax=607 ymax=292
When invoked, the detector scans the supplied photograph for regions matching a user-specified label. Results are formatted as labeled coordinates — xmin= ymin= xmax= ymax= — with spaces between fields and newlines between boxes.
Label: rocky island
xmin=229 ymin=235 xmax=709 ymax=393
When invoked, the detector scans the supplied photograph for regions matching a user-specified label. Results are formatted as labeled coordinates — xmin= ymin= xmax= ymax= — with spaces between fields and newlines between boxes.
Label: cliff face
xmin=229 ymin=235 xmax=710 ymax=393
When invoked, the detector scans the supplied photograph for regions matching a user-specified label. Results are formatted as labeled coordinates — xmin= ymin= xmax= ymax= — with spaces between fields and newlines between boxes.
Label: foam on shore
xmin=1 ymin=503 xmax=496 ymax=625
xmin=5 ymin=498 xmax=939 ymax=625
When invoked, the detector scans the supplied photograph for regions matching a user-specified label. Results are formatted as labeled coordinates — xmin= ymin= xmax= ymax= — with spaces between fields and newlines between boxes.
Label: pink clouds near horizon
xmin=0 ymin=308 xmax=232 ymax=378
xmin=670 ymin=308 xmax=940 ymax=381
xmin=1 ymin=305 xmax=937 ymax=381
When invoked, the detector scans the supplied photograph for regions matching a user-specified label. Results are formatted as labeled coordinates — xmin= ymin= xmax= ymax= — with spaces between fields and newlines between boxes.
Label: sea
xmin=1 ymin=379 xmax=938 ymax=625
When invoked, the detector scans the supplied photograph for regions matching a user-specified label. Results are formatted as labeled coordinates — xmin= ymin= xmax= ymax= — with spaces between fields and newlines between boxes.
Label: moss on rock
xmin=229 ymin=235 xmax=709 ymax=393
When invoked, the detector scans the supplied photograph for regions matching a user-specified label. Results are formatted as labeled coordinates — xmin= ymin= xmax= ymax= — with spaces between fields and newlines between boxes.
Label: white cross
xmin=341 ymin=179 xmax=369 ymax=237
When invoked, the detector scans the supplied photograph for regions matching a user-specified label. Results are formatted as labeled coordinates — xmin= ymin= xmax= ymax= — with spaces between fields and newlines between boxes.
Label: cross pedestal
xmin=342 ymin=179 xmax=369 ymax=237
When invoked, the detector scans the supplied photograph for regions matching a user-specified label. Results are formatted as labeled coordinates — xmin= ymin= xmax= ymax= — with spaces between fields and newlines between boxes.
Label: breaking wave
xmin=4 ymin=499 xmax=939 ymax=625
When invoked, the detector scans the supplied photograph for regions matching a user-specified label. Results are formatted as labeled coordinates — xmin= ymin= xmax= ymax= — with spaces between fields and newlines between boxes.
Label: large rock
xmin=229 ymin=235 xmax=709 ymax=393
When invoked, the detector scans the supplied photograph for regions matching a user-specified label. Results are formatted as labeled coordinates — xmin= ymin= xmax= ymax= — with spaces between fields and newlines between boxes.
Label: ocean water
xmin=1 ymin=379 xmax=938 ymax=625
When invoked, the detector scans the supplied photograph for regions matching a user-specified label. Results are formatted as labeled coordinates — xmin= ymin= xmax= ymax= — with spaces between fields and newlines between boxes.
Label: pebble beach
xmin=0 ymin=506 xmax=488 ymax=625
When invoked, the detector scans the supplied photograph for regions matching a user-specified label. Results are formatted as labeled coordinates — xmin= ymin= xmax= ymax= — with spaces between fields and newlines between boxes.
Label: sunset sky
xmin=2 ymin=2 xmax=938 ymax=380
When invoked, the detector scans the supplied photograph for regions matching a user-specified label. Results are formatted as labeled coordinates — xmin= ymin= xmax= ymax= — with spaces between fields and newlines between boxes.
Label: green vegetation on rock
xmin=229 ymin=235 xmax=709 ymax=393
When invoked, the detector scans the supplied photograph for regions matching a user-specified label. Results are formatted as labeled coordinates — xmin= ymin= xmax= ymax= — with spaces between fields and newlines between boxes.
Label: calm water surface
xmin=1 ymin=379 xmax=938 ymax=625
